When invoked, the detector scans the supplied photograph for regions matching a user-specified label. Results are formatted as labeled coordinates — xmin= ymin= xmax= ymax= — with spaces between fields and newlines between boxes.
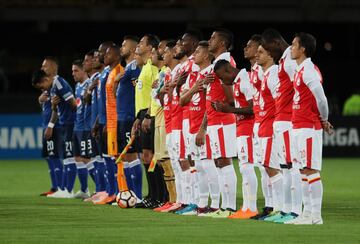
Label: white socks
xmin=183 ymin=169 xmax=192 ymax=205
xmin=301 ymin=173 xmax=311 ymax=215
xmin=239 ymin=163 xmax=258 ymax=212
xmin=308 ymin=172 xmax=323 ymax=219
xmin=195 ymin=160 xmax=209 ymax=208
xmin=219 ymin=163 xmax=237 ymax=211
xmin=269 ymin=172 xmax=284 ymax=212
xmin=171 ymin=160 xmax=183 ymax=203
xmin=282 ymin=168 xmax=292 ymax=213
xmin=290 ymin=168 xmax=302 ymax=215
xmin=258 ymin=165 xmax=273 ymax=208
xmin=202 ymin=159 xmax=220 ymax=209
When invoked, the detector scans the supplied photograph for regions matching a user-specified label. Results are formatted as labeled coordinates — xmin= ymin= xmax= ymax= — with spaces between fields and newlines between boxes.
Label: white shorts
xmin=208 ymin=123 xmax=237 ymax=159
xmin=171 ymin=130 xmax=186 ymax=161
xmin=182 ymin=119 xmax=191 ymax=159
xmin=237 ymin=135 xmax=254 ymax=164
xmin=189 ymin=133 xmax=212 ymax=161
xmin=273 ymin=121 xmax=294 ymax=166
xmin=292 ymin=128 xmax=323 ymax=171
xmin=252 ymin=122 xmax=262 ymax=165
xmin=259 ymin=136 xmax=280 ymax=170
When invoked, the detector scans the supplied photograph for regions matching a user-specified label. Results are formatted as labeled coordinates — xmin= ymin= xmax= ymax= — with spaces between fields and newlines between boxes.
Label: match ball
xmin=116 ymin=190 xmax=137 ymax=208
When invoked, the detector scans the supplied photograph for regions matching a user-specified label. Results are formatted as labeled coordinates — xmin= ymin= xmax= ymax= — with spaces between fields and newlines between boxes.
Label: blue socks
xmin=128 ymin=159 xmax=142 ymax=199
xmin=76 ymin=162 xmax=88 ymax=192
xmin=51 ymin=158 xmax=63 ymax=190
xmin=46 ymin=158 xmax=57 ymax=190
xmin=86 ymin=161 xmax=96 ymax=185
xmin=65 ymin=159 xmax=77 ymax=193
xmin=104 ymin=157 xmax=117 ymax=196
xmin=96 ymin=160 xmax=106 ymax=192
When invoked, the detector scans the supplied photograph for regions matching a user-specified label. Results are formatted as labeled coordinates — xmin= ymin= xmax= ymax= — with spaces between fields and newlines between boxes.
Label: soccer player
xmin=254 ymin=44 xmax=284 ymax=220
xmin=244 ymin=35 xmax=274 ymax=219
xmin=155 ymin=40 xmax=180 ymax=212
xmin=201 ymin=29 xmax=238 ymax=218
xmin=179 ymin=41 xmax=221 ymax=216
xmin=290 ymin=32 xmax=332 ymax=225
xmin=35 ymin=58 xmax=77 ymax=198
xmin=32 ymin=72 xmax=63 ymax=196
xmin=213 ymin=59 xmax=258 ymax=219
xmin=115 ymin=35 xmax=142 ymax=199
xmin=131 ymin=34 xmax=160 ymax=208
xmin=71 ymin=60 xmax=91 ymax=199
xmin=260 ymin=28 xmax=302 ymax=223
xmin=92 ymin=41 xmax=117 ymax=204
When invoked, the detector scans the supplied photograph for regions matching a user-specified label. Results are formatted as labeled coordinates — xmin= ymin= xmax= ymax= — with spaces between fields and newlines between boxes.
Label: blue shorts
xmin=41 ymin=127 xmax=62 ymax=159
xmin=117 ymin=120 xmax=138 ymax=153
xmin=62 ymin=124 xmax=74 ymax=159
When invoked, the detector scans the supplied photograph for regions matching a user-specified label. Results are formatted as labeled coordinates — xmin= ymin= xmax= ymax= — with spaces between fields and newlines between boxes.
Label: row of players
xmin=32 ymin=28 xmax=332 ymax=225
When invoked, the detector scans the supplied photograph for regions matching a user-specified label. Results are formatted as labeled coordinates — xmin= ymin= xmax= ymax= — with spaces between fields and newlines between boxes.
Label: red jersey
xmin=184 ymin=65 xmax=212 ymax=134
xmin=258 ymin=65 xmax=278 ymax=137
xmin=292 ymin=58 xmax=323 ymax=129
xmin=163 ymin=69 xmax=173 ymax=134
xmin=206 ymin=52 xmax=236 ymax=126
xmin=233 ymin=68 xmax=255 ymax=137
xmin=275 ymin=46 xmax=297 ymax=121
xmin=250 ymin=63 xmax=263 ymax=123
xmin=170 ymin=63 xmax=183 ymax=130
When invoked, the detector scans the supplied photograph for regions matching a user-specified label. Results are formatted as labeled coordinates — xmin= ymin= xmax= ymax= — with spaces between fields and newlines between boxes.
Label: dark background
xmin=1 ymin=0 xmax=360 ymax=115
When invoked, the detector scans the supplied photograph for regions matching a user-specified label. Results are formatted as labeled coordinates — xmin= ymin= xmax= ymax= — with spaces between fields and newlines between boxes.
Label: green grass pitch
xmin=0 ymin=158 xmax=359 ymax=243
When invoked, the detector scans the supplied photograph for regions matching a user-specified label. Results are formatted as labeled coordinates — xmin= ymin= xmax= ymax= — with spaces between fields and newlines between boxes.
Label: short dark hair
xmin=214 ymin=59 xmax=230 ymax=73
xmin=262 ymin=28 xmax=282 ymax=43
xmin=86 ymin=49 xmax=97 ymax=57
xmin=214 ymin=28 xmax=234 ymax=50
xmin=295 ymin=32 xmax=317 ymax=58
xmin=32 ymin=69 xmax=47 ymax=85
xmin=124 ymin=35 xmax=140 ymax=43
xmin=249 ymin=34 xmax=262 ymax=44
xmin=166 ymin=40 xmax=177 ymax=49
xmin=184 ymin=29 xmax=203 ymax=42
xmin=44 ymin=56 xmax=59 ymax=66
xmin=72 ymin=59 xmax=83 ymax=68
xmin=144 ymin=34 xmax=160 ymax=49
xmin=198 ymin=40 xmax=209 ymax=48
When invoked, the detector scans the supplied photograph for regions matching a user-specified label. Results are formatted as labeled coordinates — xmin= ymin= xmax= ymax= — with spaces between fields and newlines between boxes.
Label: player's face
xmin=256 ymin=45 xmax=271 ymax=66
xmin=72 ymin=65 xmax=84 ymax=82
xmin=83 ymin=55 xmax=93 ymax=73
xmin=158 ymin=41 xmax=167 ymax=57
xmin=215 ymin=65 xmax=233 ymax=85
xmin=120 ymin=40 xmax=132 ymax=58
xmin=193 ymin=46 xmax=206 ymax=65
xmin=93 ymin=51 xmax=102 ymax=69
xmin=208 ymin=32 xmax=220 ymax=53
xmin=98 ymin=44 xmax=108 ymax=63
xmin=181 ymin=34 xmax=192 ymax=55
xmin=163 ymin=47 xmax=174 ymax=66
xmin=41 ymin=59 xmax=57 ymax=76
xmin=151 ymin=48 xmax=159 ymax=65
xmin=137 ymin=36 xmax=151 ymax=56
xmin=135 ymin=51 xmax=144 ymax=67
xmin=244 ymin=40 xmax=259 ymax=60
xmin=38 ymin=76 xmax=52 ymax=90
xmin=104 ymin=47 xmax=116 ymax=66
xmin=174 ymin=40 xmax=185 ymax=59
xmin=291 ymin=37 xmax=303 ymax=60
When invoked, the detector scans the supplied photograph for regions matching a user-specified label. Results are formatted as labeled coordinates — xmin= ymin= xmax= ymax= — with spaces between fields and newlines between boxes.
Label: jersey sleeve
xmin=55 ymin=78 xmax=74 ymax=101
xmin=239 ymin=69 xmax=254 ymax=101
xmin=268 ymin=73 xmax=279 ymax=99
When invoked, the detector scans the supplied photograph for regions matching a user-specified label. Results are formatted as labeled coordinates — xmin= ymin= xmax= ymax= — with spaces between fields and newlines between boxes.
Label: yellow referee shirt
xmin=135 ymin=59 xmax=158 ymax=115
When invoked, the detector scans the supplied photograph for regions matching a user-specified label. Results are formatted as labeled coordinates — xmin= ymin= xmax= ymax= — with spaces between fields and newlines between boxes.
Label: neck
xmin=156 ymin=61 xmax=164 ymax=69
xmin=199 ymin=61 xmax=211 ymax=70
xmin=126 ymin=54 xmax=135 ymax=65
xmin=168 ymin=59 xmax=179 ymax=70
xmin=88 ymin=70 xmax=96 ymax=77
xmin=213 ymin=48 xmax=227 ymax=59
xmin=141 ymin=52 xmax=151 ymax=64
xmin=179 ymin=55 xmax=188 ymax=63
xmin=110 ymin=61 xmax=118 ymax=69
xmin=232 ymin=70 xmax=240 ymax=80
xmin=296 ymin=55 xmax=307 ymax=66
xmin=249 ymin=58 xmax=256 ymax=67
xmin=262 ymin=61 xmax=274 ymax=73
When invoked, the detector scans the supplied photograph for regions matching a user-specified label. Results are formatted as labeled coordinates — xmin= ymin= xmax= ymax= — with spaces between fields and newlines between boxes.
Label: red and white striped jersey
xmin=275 ymin=46 xmax=297 ymax=121
xmin=250 ymin=63 xmax=263 ymax=123
xmin=233 ymin=68 xmax=255 ymax=136
xmin=292 ymin=58 xmax=323 ymax=129
xmin=258 ymin=64 xmax=278 ymax=137
xmin=206 ymin=52 xmax=236 ymax=126
xmin=163 ymin=68 xmax=173 ymax=134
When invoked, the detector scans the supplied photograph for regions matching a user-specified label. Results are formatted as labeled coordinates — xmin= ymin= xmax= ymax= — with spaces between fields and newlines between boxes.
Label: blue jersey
xmin=74 ymin=79 xmax=90 ymax=131
xmin=116 ymin=60 xmax=140 ymax=121
xmin=88 ymin=72 xmax=100 ymax=130
xmin=50 ymin=76 xmax=75 ymax=125
xmin=97 ymin=66 xmax=110 ymax=125
xmin=40 ymin=90 xmax=60 ymax=129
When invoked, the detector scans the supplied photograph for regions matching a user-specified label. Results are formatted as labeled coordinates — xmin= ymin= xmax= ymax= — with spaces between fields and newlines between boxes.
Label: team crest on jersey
xmin=76 ymin=98 xmax=82 ymax=107
xmin=163 ymin=94 xmax=169 ymax=105
xmin=293 ymin=90 xmax=300 ymax=105
xmin=191 ymin=92 xmax=201 ymax=106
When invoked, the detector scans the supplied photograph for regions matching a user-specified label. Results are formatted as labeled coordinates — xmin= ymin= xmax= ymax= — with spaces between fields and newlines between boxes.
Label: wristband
xmin=48 ymin=122 xmax=55 ymax=128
